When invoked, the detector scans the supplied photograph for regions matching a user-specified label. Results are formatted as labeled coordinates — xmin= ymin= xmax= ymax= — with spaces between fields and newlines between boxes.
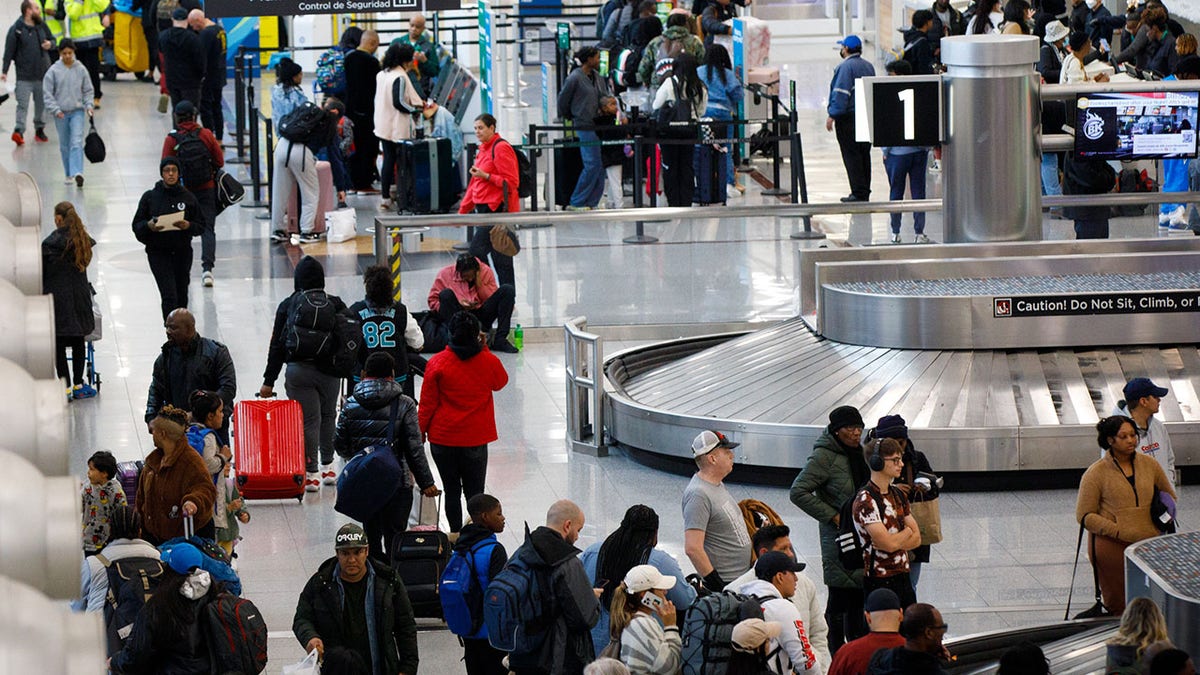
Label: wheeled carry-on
xmin=391 ymin=496 xmax=451 ymax=618
xmin=233 ymin=397 xmax=306 ymax=502
xmin=396 ymin=137 xmax=457 ymax=214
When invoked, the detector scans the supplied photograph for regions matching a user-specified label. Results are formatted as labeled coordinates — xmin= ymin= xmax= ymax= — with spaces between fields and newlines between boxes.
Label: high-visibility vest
xmin=41 ymin=0 xmax=64 ymax=42
xmin=66 ymin=0 xmax=105 ymax=43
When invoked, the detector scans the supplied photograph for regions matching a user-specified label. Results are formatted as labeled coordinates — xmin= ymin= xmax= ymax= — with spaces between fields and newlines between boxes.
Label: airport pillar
xmin=941 ymin=35 xmax=1041 ymax=243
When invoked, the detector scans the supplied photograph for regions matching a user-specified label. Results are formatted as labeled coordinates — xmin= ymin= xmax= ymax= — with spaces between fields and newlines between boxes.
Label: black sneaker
xmin=490 ymin=338 xmax=519 ymax=353
xmin=299 ymin=232 xmax=325 ymax=243
xmin=34 ymin=128 xmax=48 ymax=142
xmin=270 ymin=229 xmax=289 ymax=242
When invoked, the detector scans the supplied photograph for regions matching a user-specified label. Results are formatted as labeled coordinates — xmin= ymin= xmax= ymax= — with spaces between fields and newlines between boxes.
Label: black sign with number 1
xmin=871 ymin=77 xmax=942 ymax=147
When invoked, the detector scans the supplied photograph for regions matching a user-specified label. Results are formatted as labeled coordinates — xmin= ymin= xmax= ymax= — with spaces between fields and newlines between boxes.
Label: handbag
xmin=655 ymin=78 xmax=696 ymax=139
xmin=489 ymin=222 xmax=520 ymax=257
xmin=215 ymin=169 xmax=246 ymax=212
xmin=909 ymin=498 xmax=943 ymax=546
xmin=325 ymin=208 xmax=357 ymax=243
xmin=84 ymin=117 xmax=105 ymax=163
xmin=335 ymin=400 xmax=404 ymax=522
xmin=1150 ymin=488 xmax=1177 ymax=534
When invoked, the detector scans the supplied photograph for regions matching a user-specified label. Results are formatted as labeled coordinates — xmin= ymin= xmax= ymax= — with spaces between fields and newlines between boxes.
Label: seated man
xmin=428 ymin=254 xmax=517 ymax=353
xmin=421 ymin=100 xmax=464 ymax=170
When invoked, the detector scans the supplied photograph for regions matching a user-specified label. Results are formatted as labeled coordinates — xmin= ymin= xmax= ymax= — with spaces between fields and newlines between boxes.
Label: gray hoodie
xmin=42 ymin=58 xmax=94 ymax=116
xmin=1110 ymin=403 xmax=1176 ymax=486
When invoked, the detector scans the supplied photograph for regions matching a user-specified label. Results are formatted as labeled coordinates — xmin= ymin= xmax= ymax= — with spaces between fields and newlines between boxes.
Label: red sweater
xmin=459 ymin=134 xmax=520 ymax=213
xmin=827 ymin=632 xmax=905 ymax=675
xmin=161 ymin=121 xmax=225 ymax=191
xmin=418 ymin=345 xmax=509 ymax=446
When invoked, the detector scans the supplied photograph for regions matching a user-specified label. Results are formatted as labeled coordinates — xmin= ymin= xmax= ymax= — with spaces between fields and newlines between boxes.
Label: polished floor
xmin=3 ymin=59 xmax=1196 ymax=673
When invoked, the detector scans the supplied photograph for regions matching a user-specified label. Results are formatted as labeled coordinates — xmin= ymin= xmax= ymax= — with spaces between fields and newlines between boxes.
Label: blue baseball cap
xmin=162 ymin=543 xmax=204 ymax=574
xmin=838 ymin=35 xmax=862 ymax=50
xmin=1124 ymin=377 xmax=1168 ymax=402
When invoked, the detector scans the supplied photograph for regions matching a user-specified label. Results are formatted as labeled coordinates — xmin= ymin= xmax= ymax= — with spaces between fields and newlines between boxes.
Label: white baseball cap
xmin=623 ymin=565 xmax=678 ymax=594
xmin=691 ymin=430 xmax=740 ymax=458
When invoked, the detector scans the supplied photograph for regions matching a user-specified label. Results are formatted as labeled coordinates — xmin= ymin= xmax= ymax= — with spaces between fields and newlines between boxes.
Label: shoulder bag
xmin=906 ymin=464 xmax=943 ymax=545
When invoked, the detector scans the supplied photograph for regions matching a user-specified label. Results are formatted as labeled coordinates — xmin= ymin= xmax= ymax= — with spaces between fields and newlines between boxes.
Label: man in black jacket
xmin=2 ymin=0 xmax=54 ymax=145
xmin=188 ymin=9 xmax=225 ymax=141
xmin=507 ymin=499 xmax=601 ymax=675
xmin=158 ymin=6 xmax=203 ymax=109
xmin=900 ymin=11 xmax=937 ymax=75
xmin=132 ymin=157 xmax=200 ymax=319
xmin=293 ymin=523 xmax=420 ymax=674
xmin=344 ymin=29 xmax=381 ymax=191
xmin=145 ymin=307 xmax=236 ymax=441
xmin=865 ymin=603 xmax=949 ymax=675
xmin=334 ymin=352 xmax=440 ymax=563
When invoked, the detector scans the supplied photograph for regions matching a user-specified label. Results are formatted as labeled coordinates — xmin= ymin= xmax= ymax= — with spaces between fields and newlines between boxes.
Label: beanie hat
xmin=277 ymin=57 xmax=302 ymax=82
xmin=828 ymin=406 xmax=864 ymax=432
xmin=874 ymin=415 xmax=908 ymax=440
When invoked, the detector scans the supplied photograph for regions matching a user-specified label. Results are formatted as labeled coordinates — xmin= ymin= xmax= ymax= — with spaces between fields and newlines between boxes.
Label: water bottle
xmin=513 ymin=325 xmax=524 ymax=351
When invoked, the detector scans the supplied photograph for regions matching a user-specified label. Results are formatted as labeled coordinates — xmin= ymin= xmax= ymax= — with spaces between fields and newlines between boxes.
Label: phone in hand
xmin=641 ymin=593 xmax=664 ymax=610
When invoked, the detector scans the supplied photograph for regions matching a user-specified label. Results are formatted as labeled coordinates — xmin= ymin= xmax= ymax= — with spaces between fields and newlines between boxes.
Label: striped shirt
xmin=621 ymin=613 xmax=682 ymax=674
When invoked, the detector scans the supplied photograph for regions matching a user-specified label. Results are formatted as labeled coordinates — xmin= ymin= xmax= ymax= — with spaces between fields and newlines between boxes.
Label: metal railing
xmin=565 ymin=317 xmax=606 ymax=456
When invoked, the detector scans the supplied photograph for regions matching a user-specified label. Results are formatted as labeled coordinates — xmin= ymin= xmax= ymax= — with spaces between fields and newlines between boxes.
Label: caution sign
xmin=206 ymin=0 xmax=459 ymax=18
xmin=993 ymin=292 xmax=1200 ymax=318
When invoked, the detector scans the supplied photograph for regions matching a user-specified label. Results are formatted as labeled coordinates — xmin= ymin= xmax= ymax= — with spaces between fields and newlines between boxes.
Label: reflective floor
xmin=3 ymin=61 xmax=1196 ymax=672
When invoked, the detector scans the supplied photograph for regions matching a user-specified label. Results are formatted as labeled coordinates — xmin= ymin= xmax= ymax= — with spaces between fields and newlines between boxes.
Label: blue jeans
xmin=910 ymin=561 xmax=923 ymax=590
xmin=883 ymin=150 xmax=928 ymax=234
xmin=570 ymin=129 xmax=606 ymax=208
xmin=1041 ymin=153 xmax=1062 ymax=196
xmin=703 ymin=107 xmax=736 ymax=185
xmin=54 ymin=109 xmax=86 ymax=179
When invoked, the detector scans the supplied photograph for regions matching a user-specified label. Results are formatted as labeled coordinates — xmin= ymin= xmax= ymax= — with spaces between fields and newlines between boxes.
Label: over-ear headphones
xmin=866 ymin=437 xmax=885 ymax=472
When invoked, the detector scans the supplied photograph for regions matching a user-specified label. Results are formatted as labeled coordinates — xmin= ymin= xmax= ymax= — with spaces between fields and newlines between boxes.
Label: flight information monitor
xmin=1074 ymin=91 xmax=1199 ymax=160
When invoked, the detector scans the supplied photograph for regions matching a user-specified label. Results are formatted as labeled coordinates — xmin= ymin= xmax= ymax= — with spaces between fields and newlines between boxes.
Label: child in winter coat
xmin=214 ymin=462 xmax=250 ymax=558
xmin=81 ymin=450 xmax=127 ymax=554
xmin=188 ymin=389 xmax=232 ymax=482
xmin=594 ymin=96 xmax=631 ymax=210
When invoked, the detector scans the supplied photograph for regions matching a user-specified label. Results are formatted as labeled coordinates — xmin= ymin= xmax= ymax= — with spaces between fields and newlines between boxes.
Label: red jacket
xmin=161 ymin=121 xmax=225 ymax=191
xmin=459 ymin=133 xmax=520 ymax=213
xmin=418 ymin=345 xmax=508 ymax=446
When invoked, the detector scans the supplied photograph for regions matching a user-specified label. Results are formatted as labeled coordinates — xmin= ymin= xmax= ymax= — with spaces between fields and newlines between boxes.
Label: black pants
xmin=661 ymin=139 xmax=695 ymax=207
xmin=468 ymin=206 xmax=516 ymax=291
xmin=1074 ymin=217 xmax=1110 ymax=239
xmin=436 ymin=286 xmax=515 ymax=341
xmin=199 ymin=85 xmax=225 ymax=141
xmin=56 ymin=335 xmax=86 ymax=385
xmin=365 ymin=484 xmax=415 ymax=565
xmin=430 ymin=444 xmax=488 ymax=532
xmin=76 ymin=43 xmax=102 ymax=100
xmin=864 ymin=572 xmax=917 ymax=609
xmin=348 ymin=114 xmax=378 ymax=190
xmin=463 ymin=637 xmax=508 ymax=675
xmin=146 ymin=247 xmax=193 ymax=320
xmin=380 ymin=139 xmax=399 ymax=201
xmin=825 ymin=586 xmax=866 ymax=655
xmin=169 ymin=86 xmax=203 ymax=111
xmin=193 ymin=187 xmax=218 ymax=272
xmin=834 ymin=115 xmax=872 ymax=200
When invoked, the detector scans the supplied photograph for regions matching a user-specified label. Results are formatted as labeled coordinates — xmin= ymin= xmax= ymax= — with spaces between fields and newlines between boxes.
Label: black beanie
xmin=277 ymin=57 xmax=302 ymax=83
xmin=160 ymin=156 xmax=181 ymax=174
xmin=829 ymin=406 xmax=864 ymax=432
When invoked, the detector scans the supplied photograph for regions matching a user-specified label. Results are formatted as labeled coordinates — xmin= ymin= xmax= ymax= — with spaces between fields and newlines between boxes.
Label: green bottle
xmin=513 ymin=324 xmax=524 ymax=351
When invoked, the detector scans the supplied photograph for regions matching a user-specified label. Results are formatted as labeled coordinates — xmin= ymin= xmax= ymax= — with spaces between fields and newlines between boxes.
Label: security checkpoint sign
xmin=856 ymin=75 xmax=943 ymax=146
xmin=205 ymin=0 xmax=458 ymax=17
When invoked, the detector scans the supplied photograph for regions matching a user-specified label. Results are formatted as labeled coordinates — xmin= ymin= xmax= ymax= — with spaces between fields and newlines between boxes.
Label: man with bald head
xmin=393 ymin=14 xmax=441 ymax=93
xmin=344 ymin=28 xmax=382 ymax=191
xmin=506 ymin=499 xmax=601 ymax=675
xmin=146 ymin=307 xmax=237 ymax=442
xmin=188 ymin=8 xmax=226 ymax=141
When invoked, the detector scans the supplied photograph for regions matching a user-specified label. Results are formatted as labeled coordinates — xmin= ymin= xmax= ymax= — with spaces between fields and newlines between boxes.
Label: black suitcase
xmin=554 ymin=138 xmax=584 ymax=208
xmin=397 ymin=137 xmax=458 ymax=214
xmin=391 ymin=498 xmax=451 ymax=618
xmin=694 ymin=144 xmax=726 ymax=206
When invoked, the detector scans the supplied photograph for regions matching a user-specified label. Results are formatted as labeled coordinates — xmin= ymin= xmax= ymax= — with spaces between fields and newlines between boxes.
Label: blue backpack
xmin=335 ymin=400 xmax=403 ymax=522
xmin=186 ymin=424 xmax=213 ymax=459
xmin=440 ymin=538 xmax=498 ymax=638
xmin=159 ymin=538 xmax=242 ymax=597
xmin=484 ymin=528 xmax=554 ymax=653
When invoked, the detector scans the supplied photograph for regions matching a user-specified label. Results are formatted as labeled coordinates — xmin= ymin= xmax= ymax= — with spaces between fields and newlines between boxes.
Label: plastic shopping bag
xmin=325 ymin=208 xmax=357 ymax=243
xmin=282 ymin=648 xmax=320 ymax=675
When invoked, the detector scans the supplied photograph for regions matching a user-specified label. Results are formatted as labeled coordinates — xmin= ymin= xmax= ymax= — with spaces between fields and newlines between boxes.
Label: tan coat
xmin=1076 ymin=451 xmax=1175 ymax=544
xmin=137 ymin=440 xmax=217 ymax=542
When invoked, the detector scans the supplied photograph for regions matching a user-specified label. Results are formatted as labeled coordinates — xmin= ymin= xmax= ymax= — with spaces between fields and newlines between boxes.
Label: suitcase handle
xmin=183 ymin=513 xmax=194 ymax=539
xmin=419 ymin=493 xmax=441 ymax=525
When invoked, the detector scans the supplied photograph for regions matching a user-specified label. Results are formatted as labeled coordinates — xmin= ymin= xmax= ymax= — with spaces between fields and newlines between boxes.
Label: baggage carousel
xmin=603 ymin=239 xmax=1200 ymax=482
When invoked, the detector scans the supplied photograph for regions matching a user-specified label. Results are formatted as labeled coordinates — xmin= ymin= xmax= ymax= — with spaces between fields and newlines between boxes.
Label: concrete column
xmin=941 ymin=35 xmax=1041 ymax=242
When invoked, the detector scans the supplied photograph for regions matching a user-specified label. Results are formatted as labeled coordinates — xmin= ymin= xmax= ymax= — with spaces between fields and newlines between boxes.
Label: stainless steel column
xmin=941 ymin=35 xmax=1041 ymax=242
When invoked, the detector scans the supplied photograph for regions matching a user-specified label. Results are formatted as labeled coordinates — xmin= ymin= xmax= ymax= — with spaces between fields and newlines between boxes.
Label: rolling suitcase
xmin=391 ymin=497 xmax=451 ymax=618
xmin=396 ymin=137 xmax=457 ymax=214
xmin=116 ymin=460 xmax=142 ymax=510
xmin=694 ymin=143 xmax=726 ymax=205
xmin=233 ymin=398 xmax=306 ymax=501
xmin=553 ymin=138 xmax=584 ymax=208
xmin=286 ymin=159 xmax=334 ymax=234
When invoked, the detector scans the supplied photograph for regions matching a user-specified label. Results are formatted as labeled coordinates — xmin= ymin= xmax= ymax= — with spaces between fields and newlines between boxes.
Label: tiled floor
xmin=2 ymin=56 xmax=1194 ymax=673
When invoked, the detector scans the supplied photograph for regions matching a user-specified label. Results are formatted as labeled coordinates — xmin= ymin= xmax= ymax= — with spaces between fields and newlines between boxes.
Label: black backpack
xmin=656 ymin=78 xmax=697 ymax=139
xmin=321 ymin=309 xmax=363 ymax=378
xmin=97 ymin=554 xmax=167 ymax=656
xmin=171 ymin=129 xmax=215 ymax=188
xmin=493 ymin=140 xmax=535 ymax=199
xmin=278 ymin=102 xmax=332 ymax=146
xmin=203 ymin=592 xmax=269 ymax=674
xmin=834 ymin=483 xmax=887 ymax=572
xmin=680 ymin=592 xmax=769 ymax=675
xmin=285 ymin=289 xmax=339 ymax=363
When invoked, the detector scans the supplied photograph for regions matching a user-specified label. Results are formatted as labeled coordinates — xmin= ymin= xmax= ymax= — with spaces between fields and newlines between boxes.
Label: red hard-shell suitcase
xmin=233 ymin=398 xmax=306 ymax=501
xmin=285 ymin=159 xmax=334 ymax=234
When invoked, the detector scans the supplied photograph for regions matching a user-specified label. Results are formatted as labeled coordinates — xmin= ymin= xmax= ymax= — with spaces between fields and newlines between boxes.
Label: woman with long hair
xmin=968 ymin=0 xmax=1003 ymax=34
xmin=1106 ymin=597 xmax=1171 ymax=670
xmin=1076 ymin=416 xmax=1175 ymax=614
xmin=42 ymin=201 xmax=96 ymax=399
xmin=603 ymin=565 xmax=681 ymax=674
xmin=697 ymin=44 xmax=744 ymax=196
xmin=581 ymin=505 xmax=696 ymax=656
xmin=652 ymin=52 xmax=707 ymax=206
xmin=1001 ymin=0 xmax=1033 ymax=34
xmin=374 ymin=42 xmax=424 ymax=210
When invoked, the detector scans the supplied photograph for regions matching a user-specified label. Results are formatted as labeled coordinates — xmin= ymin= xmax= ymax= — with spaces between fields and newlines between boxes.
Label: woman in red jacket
xmin=417 ymin=311 xmax=509 ymax=532
xmin=461 ymin=113 xmax=520 ymax=292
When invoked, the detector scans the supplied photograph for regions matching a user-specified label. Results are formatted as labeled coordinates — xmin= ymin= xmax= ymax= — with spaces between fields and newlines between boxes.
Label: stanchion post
xmin=529 ymin=123 xmax=540 ymax=212
xmin=454 ymin=143 xmax=477 ymax=251
xmin=786 ymin=80 xmax=822 ymax=240
xmin=631 ymin=107 xmax=644 ymax=210
xmin=230 ymin=50 xmax=248 ymax=163
xmin=242 ymin=56 xmax=268 ymax=209
xmin=255 ymin=116 xmax=274 ymax=219
xmin=762 ymin=94 xmax=788 ymax=196
xmin=391 ymin=231 xmax=403 ymax=297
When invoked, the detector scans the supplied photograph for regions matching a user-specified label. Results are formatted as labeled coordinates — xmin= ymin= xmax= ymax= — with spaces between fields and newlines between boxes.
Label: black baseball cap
xmin=754 ymin=551 xmax=805 ymax=580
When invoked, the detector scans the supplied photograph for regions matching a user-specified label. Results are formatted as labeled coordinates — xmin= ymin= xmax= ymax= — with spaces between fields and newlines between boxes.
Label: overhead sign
xmin=992 ymin=292 xmax=1200 ymax=318
xmin=206 ymin=0 xmax=459 ymax=17
xmin=857 ymin=75 xmax=942 ymax=146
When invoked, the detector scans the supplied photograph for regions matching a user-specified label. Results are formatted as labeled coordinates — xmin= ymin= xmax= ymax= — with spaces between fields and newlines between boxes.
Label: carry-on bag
xmin=694 ymin=142 xmax=726 ymax=206
xmin=391 ymin=496 xmax=451 ymax=618
xmin=233 ymin=397 xmax=306 ymax=501
xmin=116 ymin=460 xmax=142 ymax=510
xmin=396 ymin=137 xmax=457 ymax=214
xmin=285 ymin=159 xmax=334 ymax=234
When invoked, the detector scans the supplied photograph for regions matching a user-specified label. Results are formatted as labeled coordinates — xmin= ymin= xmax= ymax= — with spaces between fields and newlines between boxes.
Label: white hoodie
xmin=735 ymin=578 xmax=821 ymax=675
xmin=730 ymin=562 xmax=830 ymax=674
xmin=1109 ymin=403 xmax=1176 ymax=486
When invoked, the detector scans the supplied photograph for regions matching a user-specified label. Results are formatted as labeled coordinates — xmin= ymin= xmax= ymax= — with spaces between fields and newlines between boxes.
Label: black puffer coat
xmin=131 ymin=176 xmax=200 ymax=252
xmin=41 ymin=228 xmax=95 ymax=337
xmin=333 ymin=377 xmax=436 ymax=490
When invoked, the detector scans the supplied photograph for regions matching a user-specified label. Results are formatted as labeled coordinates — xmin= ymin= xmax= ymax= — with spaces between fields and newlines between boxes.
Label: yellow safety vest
xmin=42 ymin=0 xmax=64 ymax=42
xmin=66 ymin=0 xmax=105 ymax=43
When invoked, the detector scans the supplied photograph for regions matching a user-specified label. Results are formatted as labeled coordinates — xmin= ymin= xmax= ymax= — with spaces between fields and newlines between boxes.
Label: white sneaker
xmin=1159 ymin=211 xmax=1172 ymax=227
xmin=890 ymin=233 xmax=902 ymax=244
xmin=915 ymin=234 xmax=931 ymax=244
xmin=304 ymin=472 xmax=320 ymax=492
xmin=202 ymin=271 xmax=214 ymax=287
xmin=1168 ymin=205 xmax=1187 ymax=228
xmin=320 ymin=464 xmax=337 ymax=485
xmin=727 ymin=184 xmax=741 ymax=200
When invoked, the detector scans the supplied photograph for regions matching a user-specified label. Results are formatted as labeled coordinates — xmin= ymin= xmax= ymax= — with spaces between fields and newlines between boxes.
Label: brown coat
xmin=1076 ymin=451 xmax=1176 ymax=544
xmin=137 ymin=440 xmax=217 ymax=542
